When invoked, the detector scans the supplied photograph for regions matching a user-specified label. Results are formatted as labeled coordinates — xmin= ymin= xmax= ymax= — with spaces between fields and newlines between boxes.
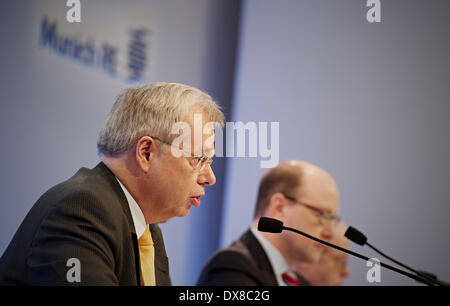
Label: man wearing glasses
xmin=0 ymin=82 xmax=224 ymax=285
xmin=197 ymin=160 xmax=341 ymax=286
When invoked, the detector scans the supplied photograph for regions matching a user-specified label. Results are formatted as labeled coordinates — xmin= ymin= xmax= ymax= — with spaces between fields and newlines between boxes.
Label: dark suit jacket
xmin=0 ymin=162 xmax=171 ymax=286
xmin=197 ymin=229 xmax=309 ymax=286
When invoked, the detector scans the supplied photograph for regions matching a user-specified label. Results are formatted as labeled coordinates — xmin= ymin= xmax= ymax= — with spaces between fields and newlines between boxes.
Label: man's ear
xmin=267 ymin=192 xmax=288 ymax=219
xmin=135 ymin=136 xmax=156 ymax=173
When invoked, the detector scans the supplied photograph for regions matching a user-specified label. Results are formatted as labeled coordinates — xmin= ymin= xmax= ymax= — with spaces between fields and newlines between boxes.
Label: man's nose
xmin=198 ymin=163 xmax=216 ymax=186
xmin=321 ymin=226 xmax=333 ymax=240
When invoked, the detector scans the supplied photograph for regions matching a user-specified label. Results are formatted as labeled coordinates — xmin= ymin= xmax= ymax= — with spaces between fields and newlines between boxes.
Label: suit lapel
xmin=94 ymin=162 xmax=142 ymax=286
xmin=95 ymin=163 xmax=171 ymax=286
xmin=131 ymin=232 xmax=142 ymax=286
xmin=242 ymin=229 xmax=310 ymax=286
xmin=150 ymin=224 xmax=171 ymax=286
xmin=241 ymin=230 xmax=279 ymax=285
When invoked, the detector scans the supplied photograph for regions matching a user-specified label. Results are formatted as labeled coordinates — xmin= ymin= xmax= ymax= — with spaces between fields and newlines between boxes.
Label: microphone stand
xmin=283 ymin=225 xmax=436 ymax=286
xmin=345 ymin=225 xmax=448 ymax=286
xmin=365 ymin=242 xmax=449 ymax=286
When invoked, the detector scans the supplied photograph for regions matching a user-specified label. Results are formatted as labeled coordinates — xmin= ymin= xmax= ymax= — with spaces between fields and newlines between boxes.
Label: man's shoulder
xmin=197 ymin=230 xmax=268 ymax=285
xmin=47 ymin=162 xmax=117 ymax=197
xmin=203 ymin=231 xmax=258 ymax=271
xmin=0 ymin=163 xmax=133 ymax=285
xmin=38 ymin=163 xmax=122 ymax=209
xmin=21 ymin=162 xmax=128 ymax=237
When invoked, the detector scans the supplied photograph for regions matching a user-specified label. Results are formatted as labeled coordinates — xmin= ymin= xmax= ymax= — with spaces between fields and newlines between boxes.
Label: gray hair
xmin=97 ymin=82 xmax=225 ymax=157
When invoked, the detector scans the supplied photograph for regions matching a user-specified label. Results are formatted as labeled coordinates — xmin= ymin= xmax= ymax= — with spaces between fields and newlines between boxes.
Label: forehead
xmin=183 ymin=103 xmax=215 ymax=129
xmin=182 ymin=108 xmax=216 ymax=154
xmin=294 ymin=168 xmax=340 ymax=214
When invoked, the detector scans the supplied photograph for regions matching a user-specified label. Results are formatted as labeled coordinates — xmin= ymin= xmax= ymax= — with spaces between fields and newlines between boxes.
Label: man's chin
xmin=178 ymin=204 xmax=192 ymax=217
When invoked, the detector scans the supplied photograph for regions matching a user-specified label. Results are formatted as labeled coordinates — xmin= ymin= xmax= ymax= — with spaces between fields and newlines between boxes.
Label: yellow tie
xmin=138 ymin=227 xmax=156 ymax=286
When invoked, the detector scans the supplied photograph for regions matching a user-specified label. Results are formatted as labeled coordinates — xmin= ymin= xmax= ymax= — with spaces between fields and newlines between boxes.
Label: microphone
xmin=345 ymin=225 xmax=448 ymax=286
xmin=258 ymin=217 xmax=283 ymax=233
xmin=258 ymin=217 xmax=437 ymax=286
xmin=344 ymin=226 xmax=367 ymax=246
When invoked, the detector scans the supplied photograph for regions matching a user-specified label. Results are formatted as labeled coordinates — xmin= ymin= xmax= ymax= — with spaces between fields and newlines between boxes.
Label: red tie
xmin=282 ymin=271 xmax=301 ymax=286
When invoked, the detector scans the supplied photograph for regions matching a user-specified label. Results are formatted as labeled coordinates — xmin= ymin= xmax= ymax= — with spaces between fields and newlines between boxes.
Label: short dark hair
xmin=253 ymin=165 xmax=302 ymax=218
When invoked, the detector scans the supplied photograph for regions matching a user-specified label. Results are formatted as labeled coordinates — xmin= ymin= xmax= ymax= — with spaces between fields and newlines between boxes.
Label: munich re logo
xmin=40 ymin=17 xmax=151 ymax=83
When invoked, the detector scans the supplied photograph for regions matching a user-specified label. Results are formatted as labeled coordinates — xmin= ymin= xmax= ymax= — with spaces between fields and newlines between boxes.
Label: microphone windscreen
xmin=345 ymin=226 xmax=367 ymax=246
xmin=258 ymin=217 xmax=284 ymax=233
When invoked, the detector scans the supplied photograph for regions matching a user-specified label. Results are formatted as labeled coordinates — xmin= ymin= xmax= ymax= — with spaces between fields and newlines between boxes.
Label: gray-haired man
xmin=0 ymin=82 xmax=224 ymax=285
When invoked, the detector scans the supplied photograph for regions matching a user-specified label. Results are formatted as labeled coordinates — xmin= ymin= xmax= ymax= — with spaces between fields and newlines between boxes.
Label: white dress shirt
xmin=116 ymin=177 xmax=147 ymax=239
xmin=250 ymin=227 xmax=289 ymax=286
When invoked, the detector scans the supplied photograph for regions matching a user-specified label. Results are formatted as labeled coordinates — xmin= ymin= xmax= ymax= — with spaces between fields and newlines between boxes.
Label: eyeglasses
xmin=282 ymin=193 xmax=341 ymax=227
xmin=150 ymin=136 xmax=213 ymax=171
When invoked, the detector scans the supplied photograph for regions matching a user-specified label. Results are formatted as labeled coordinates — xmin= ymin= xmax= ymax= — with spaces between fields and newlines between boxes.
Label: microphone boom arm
xmin=283 ymin=226 xmax=436 ymax=286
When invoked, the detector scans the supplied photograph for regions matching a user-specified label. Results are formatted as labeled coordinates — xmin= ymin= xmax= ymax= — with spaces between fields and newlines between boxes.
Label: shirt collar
xmin=115 ymin=177 xmax=147 ymax=238
xmin=250 ymin=227 xmax=290 ymax=286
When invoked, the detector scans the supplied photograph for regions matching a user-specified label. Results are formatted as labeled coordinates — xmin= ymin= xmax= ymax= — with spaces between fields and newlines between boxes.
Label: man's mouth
xmin=191 ymin=194 xmax=204 ymax=207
